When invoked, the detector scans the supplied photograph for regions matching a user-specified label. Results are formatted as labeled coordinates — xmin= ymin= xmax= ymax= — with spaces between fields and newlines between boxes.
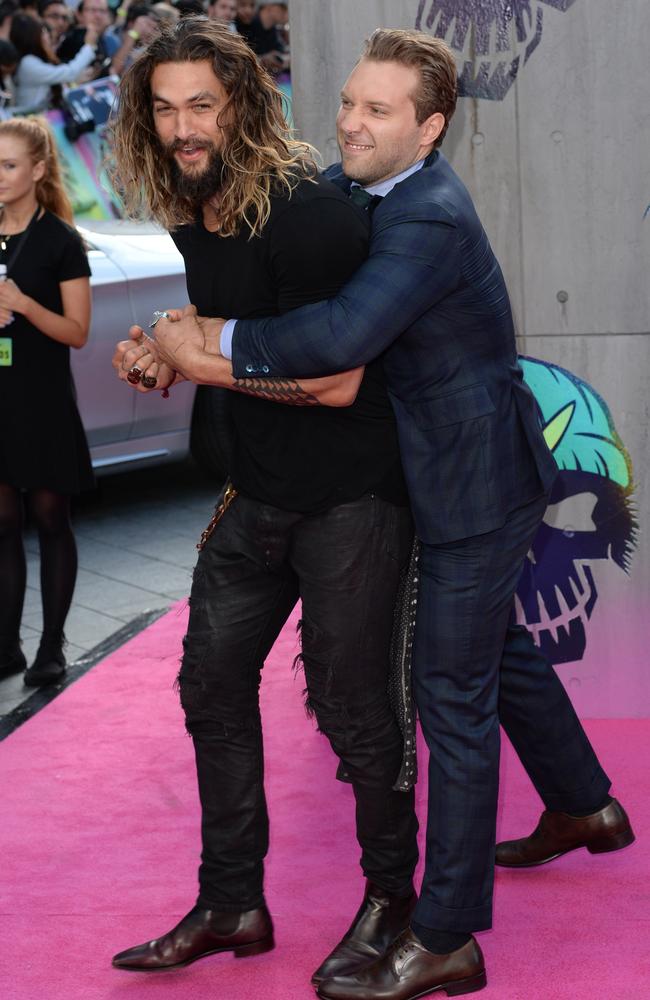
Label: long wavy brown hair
xmin=0 ymin=117 xmax=74 ymax=225
xmin=108 ymin=17 xmax=317 ymax=236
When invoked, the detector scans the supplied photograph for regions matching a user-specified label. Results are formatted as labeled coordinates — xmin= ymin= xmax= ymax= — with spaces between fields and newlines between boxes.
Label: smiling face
xmin=0 ymin=135 xmax=44 ymax=210
xmin=151 ymin=60 xmax=231 ymax=210
xmin=336 ymin=57 xmax=445 ymax=186
xmin=151 ymin=60 xmax=229 ymax=171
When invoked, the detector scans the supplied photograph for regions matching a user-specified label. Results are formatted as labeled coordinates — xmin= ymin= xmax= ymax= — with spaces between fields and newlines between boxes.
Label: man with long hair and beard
xmin=109 ymin=17 xmax=420 ymax=988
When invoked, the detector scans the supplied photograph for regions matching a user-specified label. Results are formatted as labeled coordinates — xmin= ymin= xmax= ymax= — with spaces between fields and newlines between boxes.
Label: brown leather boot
xmin=496 ymin=798 xmax=634 ymax=868
xmin=317 ymin=929 xmax=486 ymax=999
xmin=312 ymin=882 xmax=417 ymax=984
xmin=112 ymin=904 xmax=274 ymax=971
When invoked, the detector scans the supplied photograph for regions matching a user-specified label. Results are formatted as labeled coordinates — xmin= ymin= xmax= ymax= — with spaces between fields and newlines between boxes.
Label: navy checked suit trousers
xmin=412 ymin=494 xmax=610 ymax=932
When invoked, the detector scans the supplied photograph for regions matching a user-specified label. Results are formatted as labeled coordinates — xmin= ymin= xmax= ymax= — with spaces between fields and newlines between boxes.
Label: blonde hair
xmin=363 ymin=28 xmax=458 ymax=147
xmin=0 ymin=116 xmax=74 ymax=225
xmin=109 ymin=17 xmax=317 ymax=237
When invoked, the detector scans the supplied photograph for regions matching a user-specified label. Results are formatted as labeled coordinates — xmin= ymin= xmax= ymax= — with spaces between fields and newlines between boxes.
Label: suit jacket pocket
xmin=408 ymin=383 xmax=495 ymax=430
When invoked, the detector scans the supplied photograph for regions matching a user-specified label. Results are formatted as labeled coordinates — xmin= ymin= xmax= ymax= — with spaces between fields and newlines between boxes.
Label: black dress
xmin=0 ymin=210 xmax=94 ymax=494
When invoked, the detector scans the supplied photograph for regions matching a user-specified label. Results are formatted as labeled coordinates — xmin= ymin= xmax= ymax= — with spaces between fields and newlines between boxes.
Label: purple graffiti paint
xmin=516 ymin=472 xmax=636 ymax=664
xmin=415 ymin=0 xmax=579 ymax=100
xmin=515 ymin=356 xmax=636 ymax=667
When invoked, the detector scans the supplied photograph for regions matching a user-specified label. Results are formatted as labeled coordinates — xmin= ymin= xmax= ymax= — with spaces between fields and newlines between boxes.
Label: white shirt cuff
xmin=220 ymin=318 xmax=236 ymax=360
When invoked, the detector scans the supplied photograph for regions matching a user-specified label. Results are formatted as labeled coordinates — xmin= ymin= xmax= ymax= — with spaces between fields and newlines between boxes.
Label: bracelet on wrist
xmin=127 ymin=28 xmax=140 ymax=41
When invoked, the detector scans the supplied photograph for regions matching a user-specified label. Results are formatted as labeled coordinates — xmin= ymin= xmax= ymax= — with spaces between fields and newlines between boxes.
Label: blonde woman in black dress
xmin=0 ymin=117 xmax=93 ymax=686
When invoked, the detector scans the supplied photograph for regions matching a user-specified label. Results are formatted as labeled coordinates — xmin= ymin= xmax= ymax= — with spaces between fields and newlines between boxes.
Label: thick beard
xmin=165 ymin=142 xmax=226 ymax=209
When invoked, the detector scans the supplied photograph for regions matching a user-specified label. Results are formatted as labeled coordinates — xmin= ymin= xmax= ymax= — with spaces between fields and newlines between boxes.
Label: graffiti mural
xmin=517 ymin=357 xmax=637 ymax=666
xmin=415 ymin=1 xmax=579 ymax=99
xmin=43 ymin=77 xmax=122 ymax=221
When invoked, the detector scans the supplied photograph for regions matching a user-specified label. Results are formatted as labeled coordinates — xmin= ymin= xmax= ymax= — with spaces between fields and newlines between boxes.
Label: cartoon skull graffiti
xmin=415 ymin=0 xmax=579 ymax=99
xmin=517 ymin=357 xmax=637 ymax=666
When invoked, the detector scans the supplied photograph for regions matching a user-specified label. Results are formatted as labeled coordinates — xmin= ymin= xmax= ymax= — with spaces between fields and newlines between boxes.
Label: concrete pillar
xmin=290 ymin=0 xmax=650 ymax=716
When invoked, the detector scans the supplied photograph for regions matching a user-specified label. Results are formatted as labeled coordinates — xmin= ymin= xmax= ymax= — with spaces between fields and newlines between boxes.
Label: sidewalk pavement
xmin=0 ymin=462 xmax=219 ymax=727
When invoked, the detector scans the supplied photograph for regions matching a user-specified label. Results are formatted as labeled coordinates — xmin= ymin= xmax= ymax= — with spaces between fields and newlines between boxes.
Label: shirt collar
xmin=350 ymin=159 xmax=426 ymax=198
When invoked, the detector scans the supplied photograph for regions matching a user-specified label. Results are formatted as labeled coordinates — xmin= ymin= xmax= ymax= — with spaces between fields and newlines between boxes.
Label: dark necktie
xmin=348 ymin=186 xmax=381 ymax=213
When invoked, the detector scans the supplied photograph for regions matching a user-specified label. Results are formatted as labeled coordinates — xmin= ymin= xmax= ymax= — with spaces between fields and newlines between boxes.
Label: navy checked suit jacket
xmin=231 ymin=151 xmax=558 ymax=544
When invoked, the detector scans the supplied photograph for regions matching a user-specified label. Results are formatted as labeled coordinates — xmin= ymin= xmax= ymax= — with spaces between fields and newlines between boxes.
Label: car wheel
xmin=190 ymin=386 xmax=234 ymax=485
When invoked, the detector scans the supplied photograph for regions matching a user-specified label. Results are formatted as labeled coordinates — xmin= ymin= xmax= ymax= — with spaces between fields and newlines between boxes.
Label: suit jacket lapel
xmin=323 ymin=162 xmax=352 ymax=194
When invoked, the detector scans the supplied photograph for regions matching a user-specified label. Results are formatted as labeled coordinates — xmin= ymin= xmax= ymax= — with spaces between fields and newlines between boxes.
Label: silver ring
xmin=149 ymin=310 xmax=171 ymax=328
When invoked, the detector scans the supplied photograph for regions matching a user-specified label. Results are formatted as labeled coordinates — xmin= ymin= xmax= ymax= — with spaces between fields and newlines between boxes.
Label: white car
xmin=74 ymin=221 xmax=230 ymax=480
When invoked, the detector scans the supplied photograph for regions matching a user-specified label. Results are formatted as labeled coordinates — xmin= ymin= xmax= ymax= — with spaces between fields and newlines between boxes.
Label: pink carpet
xmin=1 ymin=603 xmax=648 ymax=1000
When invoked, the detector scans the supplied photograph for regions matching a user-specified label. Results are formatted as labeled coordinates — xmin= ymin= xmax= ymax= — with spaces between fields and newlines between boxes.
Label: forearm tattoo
xmin=230 ymin=376 xmax=321 ymax=406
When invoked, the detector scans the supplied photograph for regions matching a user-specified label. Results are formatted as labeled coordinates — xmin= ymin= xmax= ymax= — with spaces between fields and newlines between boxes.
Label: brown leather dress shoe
xmin=317 ymin=930 xmax=486 ymax=999
xmin=312 ymin=882 xmax=417 ymax=984
xmin=111 ymin=904 xmax=274 ymax=971
xmin=496 ymin=798 xmax=635 ymax=868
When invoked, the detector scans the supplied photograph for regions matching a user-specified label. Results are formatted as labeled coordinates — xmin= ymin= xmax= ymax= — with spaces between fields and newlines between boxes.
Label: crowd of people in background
xmin=0 ymin=0 xmax=290 ymax=690
xmin=0 ymin=0 xmax=289 ymax=114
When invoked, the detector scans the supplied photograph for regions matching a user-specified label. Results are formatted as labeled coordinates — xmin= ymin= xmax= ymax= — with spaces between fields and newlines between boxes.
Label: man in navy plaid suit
xmin=197 ymin=28 xmax=632 ymax=999
xmin=141 ymin=26 xmax=633 ymax=999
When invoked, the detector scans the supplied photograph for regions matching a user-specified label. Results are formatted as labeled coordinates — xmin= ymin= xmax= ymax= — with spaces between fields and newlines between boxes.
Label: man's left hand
xmin=153 ymin=305 xmax=229 ymax=372
xmin=152 ymin=304 xmax=206 ymax=376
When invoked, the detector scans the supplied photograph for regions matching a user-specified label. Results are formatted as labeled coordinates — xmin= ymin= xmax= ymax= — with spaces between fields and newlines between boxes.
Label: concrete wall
xmin=290 ymin=0 xmax=650 ymax=717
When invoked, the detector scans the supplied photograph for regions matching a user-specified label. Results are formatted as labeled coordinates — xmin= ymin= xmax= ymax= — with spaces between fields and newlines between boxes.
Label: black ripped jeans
xmin=179 ymin=492 xmax=418 ymax=912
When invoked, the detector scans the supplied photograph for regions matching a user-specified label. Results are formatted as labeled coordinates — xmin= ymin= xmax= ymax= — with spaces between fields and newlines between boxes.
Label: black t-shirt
xmin=171 ymin=175 xmax=408 ymax=513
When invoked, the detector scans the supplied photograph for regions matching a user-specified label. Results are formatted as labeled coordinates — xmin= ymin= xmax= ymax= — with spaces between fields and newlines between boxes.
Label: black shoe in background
xmin=24 ymin=635 xmax=66 ymax=687
xmin=0 ymin=643 xmax=27 ymax=681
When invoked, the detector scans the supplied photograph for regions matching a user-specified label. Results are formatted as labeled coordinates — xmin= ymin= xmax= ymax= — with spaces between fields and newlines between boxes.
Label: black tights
xmin=0 ymin=484 xmax=77 ymax=650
